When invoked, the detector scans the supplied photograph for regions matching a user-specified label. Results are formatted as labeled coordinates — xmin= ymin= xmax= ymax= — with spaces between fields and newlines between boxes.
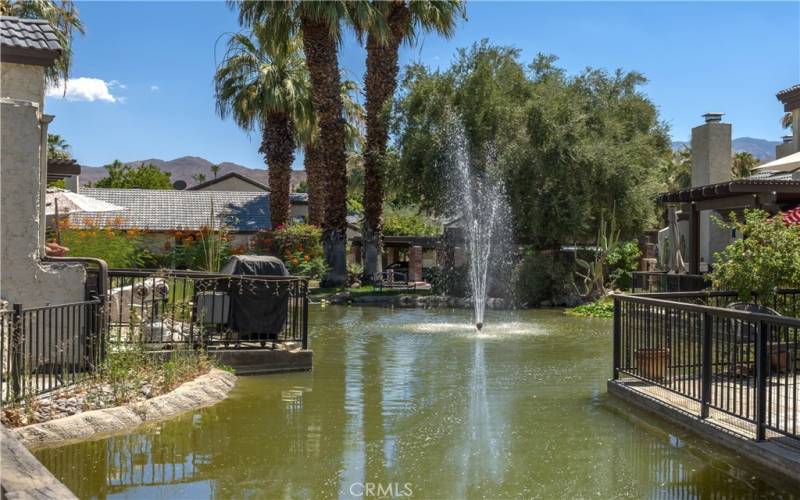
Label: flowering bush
xmin=254 ymin=223 xmax=328 ymax=278
xmin=710 ymin=209 xmax=800 ymax=304
xmin=59 ymin=219 xmax=143 ymax=268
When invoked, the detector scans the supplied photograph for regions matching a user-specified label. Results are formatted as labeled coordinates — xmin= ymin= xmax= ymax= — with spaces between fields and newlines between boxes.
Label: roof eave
xmin=0 ymin=46 xmax=60 ymax=66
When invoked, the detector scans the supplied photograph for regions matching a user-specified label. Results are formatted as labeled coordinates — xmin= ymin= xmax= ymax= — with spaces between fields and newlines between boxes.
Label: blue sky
xmin=46 ymin=1 xmax=800 ymax=169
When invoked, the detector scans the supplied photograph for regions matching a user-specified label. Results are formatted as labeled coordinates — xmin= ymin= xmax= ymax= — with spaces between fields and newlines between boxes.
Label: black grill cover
xmin=221 ymin=256 xmax=290 ymax=339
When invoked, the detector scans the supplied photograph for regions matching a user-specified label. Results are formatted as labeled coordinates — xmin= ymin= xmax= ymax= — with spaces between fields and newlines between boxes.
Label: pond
xmin=35 ymin=306 xmax=797 ymax=498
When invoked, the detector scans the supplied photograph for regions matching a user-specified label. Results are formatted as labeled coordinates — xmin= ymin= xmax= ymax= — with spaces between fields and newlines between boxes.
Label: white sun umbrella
xmin=752 ymin=151 xmax=800 ymax=173
xmin=46 ymin=188 xmax=126 ymax=243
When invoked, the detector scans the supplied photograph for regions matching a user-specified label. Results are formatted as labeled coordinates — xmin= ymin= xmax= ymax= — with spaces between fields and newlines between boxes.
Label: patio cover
xmin=753 ymin=151 xmax=800 ymax=174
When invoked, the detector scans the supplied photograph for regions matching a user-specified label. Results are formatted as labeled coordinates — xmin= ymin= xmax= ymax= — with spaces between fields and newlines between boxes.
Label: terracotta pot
xmin=634 ymin=348 xmax=671 ymax=381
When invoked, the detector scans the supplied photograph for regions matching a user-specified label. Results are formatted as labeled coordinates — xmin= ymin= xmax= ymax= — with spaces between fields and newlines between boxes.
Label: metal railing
xmin=107 ymin=269 xmax=308 ymax=350
xmin=613 ymin=290 xmax=800 ymax=442
xmin=1 ymin=299 xmax=103 ymax=404
xmin=632 ymin=271 xmax=708 ymax=293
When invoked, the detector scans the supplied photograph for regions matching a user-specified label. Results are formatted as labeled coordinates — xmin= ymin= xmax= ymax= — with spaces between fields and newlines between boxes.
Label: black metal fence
xmin=1 ymin=300 xmax=103 ymax=404
xmin=107 ymin=269 xmax=308 ymax=350
xmin=632 ymin=272 xmax=708 ymax=293
xmin=613 ymin=290 xmax=800 ymax=442
xmin=1 ymin=267 xmax=308 ymax=404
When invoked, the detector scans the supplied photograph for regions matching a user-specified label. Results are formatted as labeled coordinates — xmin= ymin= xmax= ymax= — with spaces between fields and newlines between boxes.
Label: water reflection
xmin=35 ymin=307 xmax=798 ymax=499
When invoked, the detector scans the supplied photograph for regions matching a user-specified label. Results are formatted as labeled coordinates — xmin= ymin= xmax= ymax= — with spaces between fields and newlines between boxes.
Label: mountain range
xmin=81 ymin=137 xmax=781 ymax=187
xmin=79 ymin=156 xmax=306 ymax=189
xmin=670 ymin=137 xmax=781 ymax=161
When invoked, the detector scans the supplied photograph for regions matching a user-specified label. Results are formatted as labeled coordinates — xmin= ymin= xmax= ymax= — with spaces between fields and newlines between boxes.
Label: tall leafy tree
xmin=214 ymin=27 xmax=310 ymax=228
xmin=0 ymin=0 xmax=85 ymax=85
xmin=92 ymin=161 xmax=172 ymax=189
xmin=361 ymin=0 xmax=464 ymax=282
xmin=235 ymin=0 xmax=383 ymax=285
xmin=392 ymin=43 xmax=671 ymax=248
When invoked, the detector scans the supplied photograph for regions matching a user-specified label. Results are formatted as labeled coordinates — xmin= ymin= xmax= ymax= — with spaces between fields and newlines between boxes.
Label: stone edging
xmin=1 ymin=426 xmax=76 ymax=499
xmin=322 ymin=292 xmax=514 ymax=309
xmin=12 ymin=369 xmax=237 ymax=450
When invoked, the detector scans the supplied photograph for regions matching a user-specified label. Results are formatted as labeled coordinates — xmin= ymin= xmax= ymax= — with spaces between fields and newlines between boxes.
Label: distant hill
xmin=80 ymin=156 xmax=306 ymax=190
xmin=671 ymin=137 xmax=780 ymax=162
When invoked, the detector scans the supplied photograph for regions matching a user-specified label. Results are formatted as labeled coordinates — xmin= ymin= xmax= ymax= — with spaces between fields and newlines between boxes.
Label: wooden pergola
xmin=658 ymin=178 xmax=800 ymax=273
xmin=47 ymin=158 xmax=81 ymax=182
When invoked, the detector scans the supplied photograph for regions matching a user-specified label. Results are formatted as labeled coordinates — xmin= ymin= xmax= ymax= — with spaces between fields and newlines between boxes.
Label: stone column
xmin=409 ymin=245 xmax=422 ymax=282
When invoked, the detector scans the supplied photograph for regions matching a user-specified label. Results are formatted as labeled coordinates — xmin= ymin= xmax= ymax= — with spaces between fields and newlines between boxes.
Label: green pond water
xmin=35 ymin=306 xmax=797 ymax=499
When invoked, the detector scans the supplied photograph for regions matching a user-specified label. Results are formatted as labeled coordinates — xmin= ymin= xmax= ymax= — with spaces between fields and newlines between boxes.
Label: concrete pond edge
xmin=11 ymin=368 xmax=237 ymax=450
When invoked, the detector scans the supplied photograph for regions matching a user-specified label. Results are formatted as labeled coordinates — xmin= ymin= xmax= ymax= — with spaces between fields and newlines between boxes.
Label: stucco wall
xmin=0 ymin=98 xmax=84 ymax=307
xmin=0 ymin=62 xmax=45 ymax=104
xmin=194 ymin=177 xmax=267 ymax=192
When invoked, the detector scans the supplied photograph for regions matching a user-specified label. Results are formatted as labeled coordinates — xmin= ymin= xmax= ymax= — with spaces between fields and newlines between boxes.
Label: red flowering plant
xmin=253 ymin=223 xmax=328 ymax=278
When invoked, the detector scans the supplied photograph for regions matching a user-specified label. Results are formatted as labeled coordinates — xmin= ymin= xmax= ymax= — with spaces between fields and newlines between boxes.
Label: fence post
xmin=301 ymin=280 xmax=309 ymax=351
xmin=755 ymin=319 xmax=768 ymax=441
xmin=700 ymin=311 xmax=712 ymax=419
xmin=612 ymin=296 xmax=621 ymax=380
xmin=10 ymin=304 xmax=23 ymax=401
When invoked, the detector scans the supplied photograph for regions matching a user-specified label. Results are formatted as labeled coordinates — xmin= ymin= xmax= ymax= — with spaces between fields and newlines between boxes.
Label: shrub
xmin=607 ymin=240 xmax=642 ymax=291
xmin=59 ymin=220 xmax=143 ymax=268
xmin=565 ymin=297 xmax=614 ymax=318
xmin=513 ymin=249 xmax=577 ymax=306
xmin=709 ymin=209 xmax=800 ymax=303
xmin=429 ymin=264 xmax=470 ymax=297
xmin=253 ymin=223 xmax=326 ymax=278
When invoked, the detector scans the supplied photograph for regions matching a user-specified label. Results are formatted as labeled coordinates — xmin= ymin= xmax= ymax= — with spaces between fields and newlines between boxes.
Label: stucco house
xmin=1 ymin=16 xmax=86 ymax=307
xmin=188 ymin=172 xmax=309 ymax=222
xmin=656 ymin=85 xmax=800 ymax=275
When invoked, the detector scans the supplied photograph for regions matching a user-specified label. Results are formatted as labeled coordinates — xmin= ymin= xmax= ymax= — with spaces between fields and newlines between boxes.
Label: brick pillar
xmin=409 ymin=245 xmax=422 ymax=282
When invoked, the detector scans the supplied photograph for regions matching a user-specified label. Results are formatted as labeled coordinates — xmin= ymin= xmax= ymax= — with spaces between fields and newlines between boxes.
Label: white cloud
xmin=46 ymin=77 xmax=120 ymax=103
xmin=150 ymin=85 xmax=160 ymax=92
xmin=109 ymin=80 xmax=127 ymax=90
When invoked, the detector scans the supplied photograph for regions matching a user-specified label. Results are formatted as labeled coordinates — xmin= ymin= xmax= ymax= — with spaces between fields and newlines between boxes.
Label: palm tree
xmin=214 ymin=27 xmax=310 ymax=229
xmin=662 ymin=146 xmax=692 ymax=192
xmin=782 ymin=112 xmax=795 ymax=132
xmin=235 ymin=0 xmax=383 ymax=286
xmin=361 ymin=0 xmax=464 ymax=282
xmin=210 ymin=164 xmax=221 ymax=179
xmin=297 ymin=79 xmax=365 ymax=226
xmin=0 ymin=0 xmax=85 ymax=85
xmin=47 ymin=133 xmax=70 ymax=159
xmin=192 ymin=173 xmax=207 ymax=184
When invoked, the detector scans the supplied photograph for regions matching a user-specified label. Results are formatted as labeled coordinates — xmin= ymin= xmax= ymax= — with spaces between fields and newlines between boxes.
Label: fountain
xmin=447 ymin=121 xmax=510 ymax=329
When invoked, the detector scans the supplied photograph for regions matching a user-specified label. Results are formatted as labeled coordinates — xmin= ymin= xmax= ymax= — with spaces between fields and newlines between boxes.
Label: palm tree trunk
xmin=304 ymin=142 xmax=326 ymax=226
xmin=301 ymin=16 xmax=348 ymax=286
xmin=362 ymin=3 xmax=409 ymax=283
xmin=261 ymin=111 xmax=295 ymax=229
